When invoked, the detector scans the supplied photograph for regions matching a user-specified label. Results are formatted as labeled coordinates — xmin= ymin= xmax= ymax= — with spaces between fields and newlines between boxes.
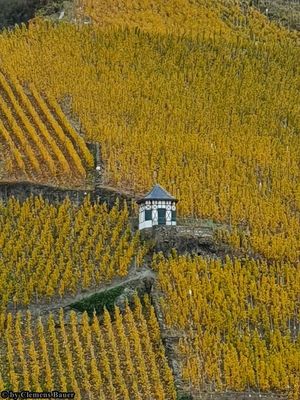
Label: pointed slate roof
xmin=137 ymin=184 xmax=178 ymax=204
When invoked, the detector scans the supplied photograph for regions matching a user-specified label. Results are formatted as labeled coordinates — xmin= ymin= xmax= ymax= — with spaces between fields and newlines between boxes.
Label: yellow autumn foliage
xmin=0 ymin=1 xmax=298 ymax=260
xmin=0 ymin=196 xmax=145 ymax=310
xmin=0 ymin=299 xmax=175 ymax=399
xmin=154 ymin=253 xmax=300 ymax=398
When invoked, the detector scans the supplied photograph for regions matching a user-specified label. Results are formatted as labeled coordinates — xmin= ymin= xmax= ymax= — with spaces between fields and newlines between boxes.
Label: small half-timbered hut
xmin=137 ymin=184 xmax=178 ymax=230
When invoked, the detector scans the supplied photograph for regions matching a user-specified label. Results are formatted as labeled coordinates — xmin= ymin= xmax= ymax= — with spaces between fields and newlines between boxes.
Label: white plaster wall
xmin=138 ymin=200 xmax=177 ymax=230
xmin=139 ymin=220 xmax=153 ymax=230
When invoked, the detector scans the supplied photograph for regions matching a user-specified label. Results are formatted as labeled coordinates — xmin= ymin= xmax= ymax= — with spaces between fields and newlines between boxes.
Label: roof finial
xmin=153 ymin=169 xmax=158 ymax=185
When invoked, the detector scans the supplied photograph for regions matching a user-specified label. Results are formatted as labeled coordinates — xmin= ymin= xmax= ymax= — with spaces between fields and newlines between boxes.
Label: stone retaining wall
xmin=0 ymin=181 xmax=132 ymax=208
xmin=140 ymin=225 xmax=224 ymax=257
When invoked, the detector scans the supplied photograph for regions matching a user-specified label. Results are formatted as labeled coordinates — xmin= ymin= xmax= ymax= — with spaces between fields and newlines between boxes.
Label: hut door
xmin=158 ymin=208 xmax=166 ymax=225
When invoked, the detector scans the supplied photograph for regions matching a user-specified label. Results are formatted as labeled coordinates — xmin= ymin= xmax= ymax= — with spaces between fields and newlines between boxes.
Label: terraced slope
xmin=154 ymin=253 xmax=300 ymax=398
xmin=0 ymin=71 xmax=93 ymax=186
xmin=0 ymin=2 xmax=299 ymax=399
xmin=0 ymin=197 xmax=145 ymax=311
xmin=0 ymin=297 xmax=176 ymax=399
xmin=79 ymin=0 xmax=299 ymax=39
xmin=0 ymin=0 xmax=298 ymax=260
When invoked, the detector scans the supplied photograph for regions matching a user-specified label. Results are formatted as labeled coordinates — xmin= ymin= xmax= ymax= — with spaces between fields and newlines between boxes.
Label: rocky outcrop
xmin=0 ymin=0 xmax=67 ymax=30
xmin=140 ymin=224 xmax=229 ymax=258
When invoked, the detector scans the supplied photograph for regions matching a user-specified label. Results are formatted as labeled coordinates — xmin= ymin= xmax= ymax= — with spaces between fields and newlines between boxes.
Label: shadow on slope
xmin=0 ymin=0 xmax=64 ymax=29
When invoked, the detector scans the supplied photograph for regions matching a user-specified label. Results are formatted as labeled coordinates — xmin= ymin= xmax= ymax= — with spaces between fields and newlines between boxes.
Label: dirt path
xmin=8 ymin=265 xmax=156 ymax=317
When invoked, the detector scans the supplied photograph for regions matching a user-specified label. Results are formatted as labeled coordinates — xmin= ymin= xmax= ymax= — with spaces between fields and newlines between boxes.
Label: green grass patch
xmin=70 ymin=286 xmax=125 ymax=317
xmin=177 ymin=394 xmax=193 ymax=400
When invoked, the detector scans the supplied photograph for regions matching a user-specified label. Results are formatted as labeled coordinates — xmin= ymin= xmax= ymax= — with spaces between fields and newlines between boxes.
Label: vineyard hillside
xmin=0 ymin=297 xmax=176 ymax=399
xmin=0 ymin=1 xmax=299 ymax=400
xmin=153 ymin=253 xmax=300 ymax=398
xmin=0 ymin=197 xmax=146 ymax=311
xmin=79 ymin=0 xmax=300 ymax=36
xmin=0 ymin=71 xmax=93 ymax=186
xmin=1 ymin=1 xmax=300 ymax=32
xmin=0 ymin=0 xmax=298 ymax=261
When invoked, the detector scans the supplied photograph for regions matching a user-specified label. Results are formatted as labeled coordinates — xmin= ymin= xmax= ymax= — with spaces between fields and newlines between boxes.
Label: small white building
xmin=137 ymin=184 xmax=178 ymax=230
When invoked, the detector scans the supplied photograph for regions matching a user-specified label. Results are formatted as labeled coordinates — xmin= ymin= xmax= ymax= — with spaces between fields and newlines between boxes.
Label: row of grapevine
xmin=79 ymin=0 xmax=287 ymax=41
xmin=0 ymin=196 xmax=146 ymax=310
xmin=0 ymin=71 xmax=58 ymax=174
xmin=29 ymin=82 xmax=86 ymax=176
xmin=0 ymin=296 xmax=175 ymax=399
xmin=0 ymin=11 xmax=297 ymax=260
xmin=0 ymin=70 xmax=93 ymax=185
xmin=153 ymin=253 xmax=300 ymax=398
xmin=10 ymin=74 xmax=71 ymax=173
xmin=0 ymin=87 xmax=41 ymax=172
xmin=45 ymin=92 xmax=94 ymax=168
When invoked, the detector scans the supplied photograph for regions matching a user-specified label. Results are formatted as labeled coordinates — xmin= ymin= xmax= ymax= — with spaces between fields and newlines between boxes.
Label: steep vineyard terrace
xmin=0 ymin=72 xmax=94 ymax=187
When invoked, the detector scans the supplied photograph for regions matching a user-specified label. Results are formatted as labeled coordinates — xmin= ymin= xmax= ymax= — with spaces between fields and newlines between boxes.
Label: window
xmin=171 ymin=210 xmax=176 ymax=221
xmin=145 ymin=209 xmax=152 ymax=221
xmin=158 ymin=208 xmax=166 ymax=225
